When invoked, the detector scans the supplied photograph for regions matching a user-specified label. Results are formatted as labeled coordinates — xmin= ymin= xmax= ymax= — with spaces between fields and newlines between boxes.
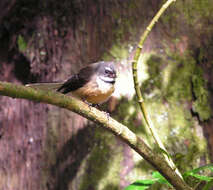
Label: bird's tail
xmin=26 ymin=82 xmax=64 ymax=91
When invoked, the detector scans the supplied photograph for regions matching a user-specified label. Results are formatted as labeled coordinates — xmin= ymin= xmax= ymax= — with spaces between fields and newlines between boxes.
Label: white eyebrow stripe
xmin=105 ymin=67 xmax=113 ymax=71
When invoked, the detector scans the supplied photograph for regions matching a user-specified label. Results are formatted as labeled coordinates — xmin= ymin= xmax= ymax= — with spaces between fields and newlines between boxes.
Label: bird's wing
xmin=27 ymin=63 xmax=97 ymax=94
xmin=57 ymin=65 xmax=95 ymax=94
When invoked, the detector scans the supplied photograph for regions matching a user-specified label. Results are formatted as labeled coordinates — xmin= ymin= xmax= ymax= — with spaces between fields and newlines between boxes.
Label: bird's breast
xmin=72 ymin=78 xmax=115 ymax=104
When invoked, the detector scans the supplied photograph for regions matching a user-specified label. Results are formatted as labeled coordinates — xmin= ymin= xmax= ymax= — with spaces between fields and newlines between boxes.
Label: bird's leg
xmin=105 ymin=111 xmax=110 ymax=121
xmin=92 ymin=103 xmax=110 ymax=122
xmin=82 ymin=98 xmax=93 ymax=110
xmin=93 ymin=103 xmax=101 ymax=109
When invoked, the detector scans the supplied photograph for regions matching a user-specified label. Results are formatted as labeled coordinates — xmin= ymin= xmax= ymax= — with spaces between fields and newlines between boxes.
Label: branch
xmin=131 ymin=0 xmax=182 ymax=178
xmin=0 ymin=81 xmax=192 ymax=190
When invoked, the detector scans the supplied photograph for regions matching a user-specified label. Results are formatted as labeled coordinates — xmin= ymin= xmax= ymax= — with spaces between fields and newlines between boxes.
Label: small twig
xmin=131 ymin=0 xmax=182 ymax=178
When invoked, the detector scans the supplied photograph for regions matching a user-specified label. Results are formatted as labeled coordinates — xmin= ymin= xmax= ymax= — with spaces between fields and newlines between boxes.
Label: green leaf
xmin=183 ymin=164 xmax=213 ymax=180
xmin=124 ymin=179 xmax=156 ymax=190
xmin=191 ymin=164 xmax=213 ymax=173
xmin=17 ymin=35 xmax=27 ymax=52
xmin=124 ymin=171 xmax=174 ymax=190
xmin=152 ymin=172 xmax=172 ymax=187
xmin=187 ymin=173 xmax=213 ymax=182
xmin=203 ymin=180 xmax=213 ymax=190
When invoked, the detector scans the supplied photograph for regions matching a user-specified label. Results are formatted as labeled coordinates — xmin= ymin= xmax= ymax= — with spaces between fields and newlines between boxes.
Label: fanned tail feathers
xmin=26 ymin=82 xmax=63 ymax=91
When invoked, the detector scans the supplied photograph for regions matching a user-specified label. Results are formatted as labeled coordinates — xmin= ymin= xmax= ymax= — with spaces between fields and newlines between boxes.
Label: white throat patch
xmin=96 ymin=76 xmax=114 ymax=93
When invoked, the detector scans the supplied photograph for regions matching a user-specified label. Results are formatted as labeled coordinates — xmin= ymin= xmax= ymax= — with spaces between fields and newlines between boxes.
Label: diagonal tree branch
xmin=0 ymin=81 xmax=192 ymax=190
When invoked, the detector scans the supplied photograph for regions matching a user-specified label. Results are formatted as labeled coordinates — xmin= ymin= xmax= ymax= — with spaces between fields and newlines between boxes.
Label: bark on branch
xmin=0 ymin=81 xmax=192 ymax=190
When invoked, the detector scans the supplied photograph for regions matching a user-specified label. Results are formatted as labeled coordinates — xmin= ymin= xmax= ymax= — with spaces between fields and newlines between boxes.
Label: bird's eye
xmin=104 ymin=67 xmax=116 ymax=78
xmin=105 ymin=69 xmax=112 ymax=74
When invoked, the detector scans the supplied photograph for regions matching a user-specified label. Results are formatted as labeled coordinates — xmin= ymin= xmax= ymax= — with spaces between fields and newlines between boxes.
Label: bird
xmin=26 ymin=61 xmax=117 ymax=104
